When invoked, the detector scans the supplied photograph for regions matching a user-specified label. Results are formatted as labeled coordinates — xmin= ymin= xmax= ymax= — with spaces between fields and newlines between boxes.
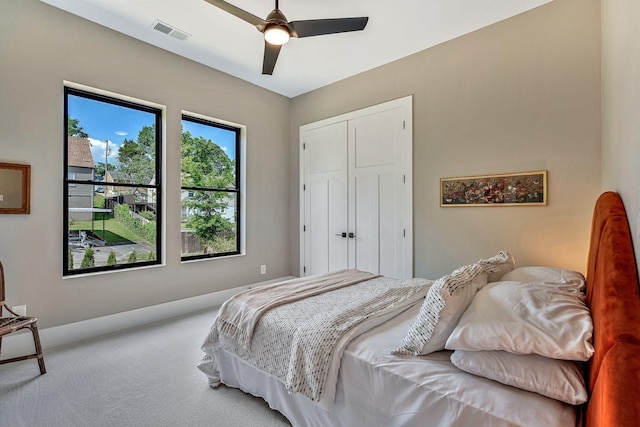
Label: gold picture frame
xmin=0 ymin=162 xmax=31 ymax=214
xmin=440 ymin=170 xmax=547 ymax=207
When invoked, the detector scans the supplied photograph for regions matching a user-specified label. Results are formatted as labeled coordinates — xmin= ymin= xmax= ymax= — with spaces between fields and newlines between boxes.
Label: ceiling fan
xmin=204 ymin=0 xmax=369 ymax=75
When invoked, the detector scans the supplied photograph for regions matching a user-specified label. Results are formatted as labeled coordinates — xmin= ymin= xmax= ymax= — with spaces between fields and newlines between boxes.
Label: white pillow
xmin=450 ymin=350 xmax=588 ymax=405
xmin=500 ymin=266 xmax=585 ymax=292
xmin=445 ymin=280 xmax=594 ymax=361
xmin=393 ymin=263 xmax=488 ymax=356
xmin=477 ymin=251 xmax=515 ymax=283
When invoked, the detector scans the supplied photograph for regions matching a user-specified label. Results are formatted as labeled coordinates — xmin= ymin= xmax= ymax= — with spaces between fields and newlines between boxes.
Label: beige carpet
xmin=0 ymin=309 xmax=292 ymax=427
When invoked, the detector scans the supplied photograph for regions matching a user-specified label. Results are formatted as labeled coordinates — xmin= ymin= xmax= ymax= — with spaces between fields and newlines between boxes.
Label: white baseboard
xmin=1 ymin=276 xmax=294 ymax=360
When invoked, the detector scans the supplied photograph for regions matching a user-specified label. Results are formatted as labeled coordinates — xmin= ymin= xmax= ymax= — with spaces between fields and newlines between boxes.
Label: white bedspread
xmin=207 ymin=303 xmax=579 ymax=427
xmin=200 ymin=272 xmax=430 ymax=407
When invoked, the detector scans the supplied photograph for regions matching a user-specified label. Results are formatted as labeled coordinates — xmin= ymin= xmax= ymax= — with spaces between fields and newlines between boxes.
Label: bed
xmin=199 ymin=191 xmax=640 ymax=426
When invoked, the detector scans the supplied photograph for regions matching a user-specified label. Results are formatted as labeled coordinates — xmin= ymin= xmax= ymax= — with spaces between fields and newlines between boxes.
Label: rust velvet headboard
xmin=584 ymin=191 xmax=640 ymax=426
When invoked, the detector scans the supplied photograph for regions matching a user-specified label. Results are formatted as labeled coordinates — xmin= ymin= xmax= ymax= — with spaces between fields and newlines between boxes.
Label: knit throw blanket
xmin=204 ymin=271 xmax=430 ymax=405
xmin=216 ymin=269 xmax=379 ymax=350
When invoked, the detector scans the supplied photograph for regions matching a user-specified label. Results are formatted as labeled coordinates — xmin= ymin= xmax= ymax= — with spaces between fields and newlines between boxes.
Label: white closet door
xmin=300 ymin=95 xmax=413 ymax=279
xmin=348 ymin=107 xmax=406 ymax=278
xmin=303 ymin=121 xmax=348 ymax=275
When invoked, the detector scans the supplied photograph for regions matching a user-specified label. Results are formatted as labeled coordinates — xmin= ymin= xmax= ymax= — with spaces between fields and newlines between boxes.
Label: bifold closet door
xmin=303 ymin=121 xmax=349 ymax=275
xmin=348 ymin=108 xmax=406 ymax=278
xmin=301 ymin=95 xmax=412 ymax=279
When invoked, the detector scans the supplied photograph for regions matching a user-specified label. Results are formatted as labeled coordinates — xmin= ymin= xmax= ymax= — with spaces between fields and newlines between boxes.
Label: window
xmin=181 ymin=114 xmax=241 ymax=260
xmin=64 ymin=87 xmax=162 ymax=275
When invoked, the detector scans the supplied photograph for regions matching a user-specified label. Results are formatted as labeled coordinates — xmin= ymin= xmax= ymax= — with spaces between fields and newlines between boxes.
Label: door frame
xmin=299 ymin=95 xmax=413 ymax=277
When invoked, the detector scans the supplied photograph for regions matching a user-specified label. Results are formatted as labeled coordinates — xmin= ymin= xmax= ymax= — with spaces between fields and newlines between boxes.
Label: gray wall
xmin=0 ymin=0 xmax=607 ymax=330
xmin=290 ymin=0 xmax=602 ymax=278
xmin=0 ymin=0 xmax=291 ymax=328
xmin=601 ymin=0 xmax=640 ymax=274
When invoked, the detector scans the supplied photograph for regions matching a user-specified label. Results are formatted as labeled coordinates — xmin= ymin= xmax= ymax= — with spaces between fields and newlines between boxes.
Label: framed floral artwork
xmin=440 ymin=170 xmax=547 ymax=207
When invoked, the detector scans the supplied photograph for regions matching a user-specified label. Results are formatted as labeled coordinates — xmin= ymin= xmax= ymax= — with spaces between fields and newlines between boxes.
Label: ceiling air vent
xmin=152 ymin=20 xmax=190 ymax=41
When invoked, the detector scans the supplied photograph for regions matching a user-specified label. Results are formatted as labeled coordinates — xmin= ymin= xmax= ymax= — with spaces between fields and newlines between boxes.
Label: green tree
xmin=127 ymin=249 xmax=138 ymax=263
xmin=68 ymin=117 xmax=89 ymax=138
xmin=136 ymin=125 xmax=156 ymax=157
xmin=81 ymin=248 xmax=95 ymax=268
xmin=147 ymin=251 xmax=156 ymax=261
xmin=181 ymin=131 xmax=235 ymax=253
xmin=94 ymin=161 xmax=116 ymax=178
xmin=117 ymin=125 xmax=156 ymax=186
xmin=107 ymin=251 xmax=117 ymax=266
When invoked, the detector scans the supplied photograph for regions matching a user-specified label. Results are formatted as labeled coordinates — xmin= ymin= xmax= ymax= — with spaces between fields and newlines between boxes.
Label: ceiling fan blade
xmin=203 ymin=0 xmax=266 ymax=29
xmin=289 ymin=17 xmax=368 ymax=38
xmin=262 ymin=41 xmax=282 ymax=75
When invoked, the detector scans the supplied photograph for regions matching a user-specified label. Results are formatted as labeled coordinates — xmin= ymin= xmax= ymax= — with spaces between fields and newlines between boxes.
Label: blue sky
xmin=68 ymin=94 xmax=236 ymax=166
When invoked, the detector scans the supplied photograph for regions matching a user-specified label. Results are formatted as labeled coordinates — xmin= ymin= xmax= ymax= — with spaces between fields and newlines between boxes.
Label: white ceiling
xmin=40 ymin=0 xmax=552 ymax=98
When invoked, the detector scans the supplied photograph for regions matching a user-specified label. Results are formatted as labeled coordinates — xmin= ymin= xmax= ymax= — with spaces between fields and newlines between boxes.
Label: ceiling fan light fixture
xmin=204 ymin=0 xmax=368 ymax=75
xmin=264 ymin=25 xmax=290 ymax=45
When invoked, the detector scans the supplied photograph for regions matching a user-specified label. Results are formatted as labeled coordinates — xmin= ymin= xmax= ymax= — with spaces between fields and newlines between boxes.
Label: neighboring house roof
xmin=106 ymin=170 xmax=120 ymax=182
xmin=68 ymin=136 xmax=95 ymax=168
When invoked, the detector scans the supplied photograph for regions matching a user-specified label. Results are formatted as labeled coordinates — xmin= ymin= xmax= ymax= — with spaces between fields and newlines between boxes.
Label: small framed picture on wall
xmin=0 ymin=162 xmax=31 ymax=214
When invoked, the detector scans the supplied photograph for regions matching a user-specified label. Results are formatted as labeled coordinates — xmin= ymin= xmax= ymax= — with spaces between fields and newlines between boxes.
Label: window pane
xmin=181 ymin=115 xmax=240 ymax=260
xmin=67 ymin=184 xmax=158 ymax=272
xmin=181 ymin=119 xmax=237 ymax=190
xmin=181 ymin=190 xmax=238 ymax=257
xmin=65 ymin=88 xmax=161 ymax=275
xmin=67 ymin=94 xmax=156 ymax=185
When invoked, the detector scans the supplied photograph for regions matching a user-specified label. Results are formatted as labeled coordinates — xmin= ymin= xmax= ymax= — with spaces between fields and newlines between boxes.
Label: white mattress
xmin=211 ymin=303 xmax=579 ymax=427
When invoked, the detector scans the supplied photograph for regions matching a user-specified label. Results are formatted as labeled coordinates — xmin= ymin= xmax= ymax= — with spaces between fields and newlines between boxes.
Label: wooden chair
xmin=0 ymin=261 xmax=46 ymax=374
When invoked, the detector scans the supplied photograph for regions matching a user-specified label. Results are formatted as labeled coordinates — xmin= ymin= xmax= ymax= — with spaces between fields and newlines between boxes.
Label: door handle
xmin=348 ymin=232 xmax=356 ymax=238
xmin=335 ymin=232 xmax=347 ymax=238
